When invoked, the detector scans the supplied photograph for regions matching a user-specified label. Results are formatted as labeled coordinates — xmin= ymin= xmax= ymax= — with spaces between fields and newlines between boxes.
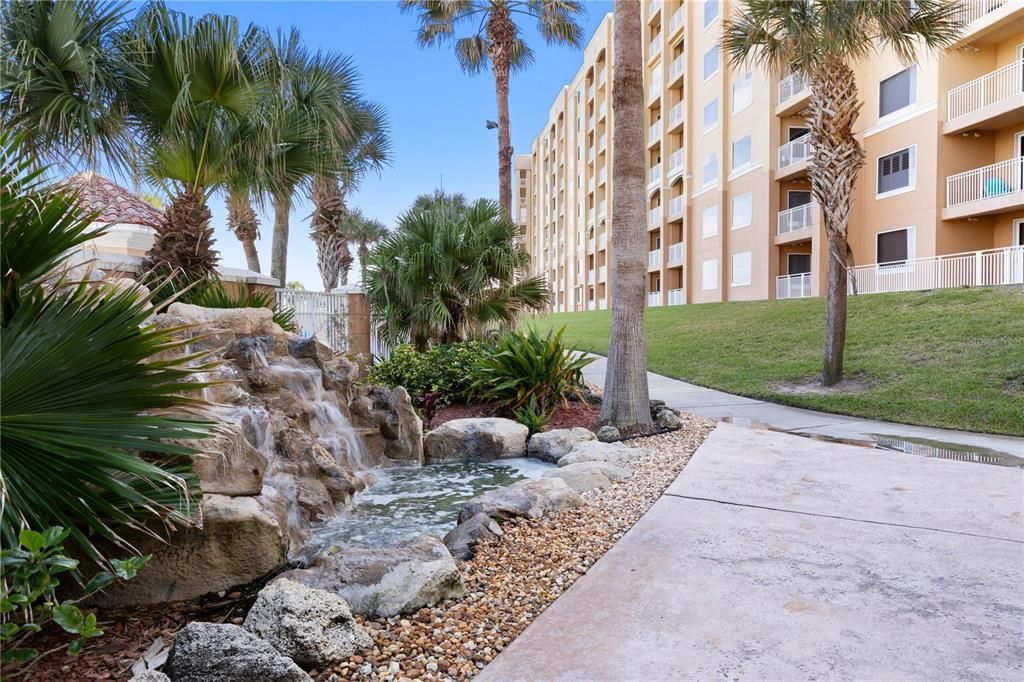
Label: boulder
xmin=424 ymin=418 xmax=528 ymax=463
xmin=457 ymin=478 xmax=583 ymax=524
xmin=244 ymin=579 xmax=372 ymax=669
xmin=129 ymin=672 xmax=170 ymax=682
xmin=557 ymin=441 xmax=645 ymax=468
xmin=655 ymin=408 xmax=684 ymax=429
xmin=543 ymin=463 xmax=612 ymax=493
xmin=443 ymin=513 xmax=504 ymax=560
xmin=166 ymin=303 xmax=284 ymax=337
xmin=164 ymin=622 xmax=307 ymax=682
xmin=561 ymin=460 xmax=633 ymax=482
xmin=93 ymin=493 xmax=289 ymax=607
xmin=527 ymin=427 xmax=597 ymax=463
xmin=277 ymin=535 xmax=464 ymax=617
xmin=355 ymin=385 xmax=423 ymax=464
xmin=191 ymin=425 xmax=268 ymax=496
xmin=596 ymin=425 xmax=621 ymax=442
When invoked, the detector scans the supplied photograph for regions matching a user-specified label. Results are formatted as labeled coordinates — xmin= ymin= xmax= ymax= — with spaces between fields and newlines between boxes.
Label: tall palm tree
xmin=723 ymin=0 xmax=961 ymax=386
xmin=365 ymin=198 xmax=548 ymax=350
xmin=600 ymin=0 xmax=650 ymax=430
xmin=399 ymin=0 xmax=586 ymax=216
xmin=0 ymin=0 xmax=135 ymax=171
xmin=225 ymin=183 xmax=262 ymax=272
xmin=342 ymin=209 xmax=389 ymax=286
xmin=310 ymin=175 xmax=349 ymax=289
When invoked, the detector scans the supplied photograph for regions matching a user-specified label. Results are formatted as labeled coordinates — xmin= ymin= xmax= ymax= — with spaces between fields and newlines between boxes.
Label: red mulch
xmin=430 ymin=400 xmax=600 ymax=432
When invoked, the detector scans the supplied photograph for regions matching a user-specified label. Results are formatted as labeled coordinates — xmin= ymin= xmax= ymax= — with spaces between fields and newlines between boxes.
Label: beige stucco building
xmin=521 ymin=0 xmax=1024 ymax=312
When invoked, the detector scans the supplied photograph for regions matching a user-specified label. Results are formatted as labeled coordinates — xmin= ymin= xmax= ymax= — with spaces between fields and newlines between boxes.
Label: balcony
xmin=648 ymin=204 xmax=663 ymax=227
xmin=668 ymin=55 xmax=685 ymax=85
xmin=668 ymin=148 xmax=685 ymax=179
xmin=598 ymin=102 xmax=607 ymax=120
xmin=598 ymin=135 xmax=607 ymax=153
xmin=668 ymin=7 xmax=685 ymax=38
xmin=668 ymin=195 xmax=685 ymax=219
xmin=598 ymin=200 xmax=607 ymax=219
xmin=955 ymin=0 xmax=1024 ymax=45
xmin=944 ymin=61 xmax=1024 ymax=135
xmin=648 ymin=120 xmax=662 ymax=146
xmin=850 ymin=245 xmax=1024 ymax=294
xmin=667 ymin=101 xmax=685 ymax=132
xmin=648 ymin=248 xmax=662 ymax=269
xmin=599 ymin=299 xmax=608 ymax=310
xmin=776 ymin=272 xmax=813 ymax=299
xmin=587 ymin=268 xmax=596 ymax=284
xmin=668 ymin=241 xmax=685 ymax=264
xmin=667 ymin=287 xmax=685 ymax=305
xmin=649 ymin=34 xmax=662 ymax=62
xmin=599 ymin=265 xmax=607 ymax=282
xmin=776 ymin=203 xmax=817 ymax=240
xmin=648 ymin=163 xmax=662 ymax=188
xmin=647 ymin=291 xmax=662 ymax=307
xmin=587 ymin=176 xmax=595 ymax=193
xmin=588 ymin=114 xmax=596 ymax=130
xmin=777 ymin=137 xmax=811 ymax=179
xmin=776 ymin=71 xmax=810 ymax=116
xmin=587 ymin=300 xmax=596 ymax=311
xmin=587 ymin=145 xmax=595 ymax=160
xmin=943 ymin=158 xmax=1024 ymax=220
xmin=599 ymin=232 xmax=607 ymax=250
xmin=588 ymin=84 xmax=596 ymax=100
xmin=598 ymin=167 xmax=607 ymax=186
xmin=598 ymin=69 xmax=607 ymax=88
xmin=588 ymin=208 xmax=596 ymax=226
xmin=648 ymin=67 xmax=663 ymax=103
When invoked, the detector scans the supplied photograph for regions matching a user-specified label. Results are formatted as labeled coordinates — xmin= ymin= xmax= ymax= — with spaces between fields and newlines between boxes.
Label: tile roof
xmin=63 ymin=172 xmax=164 ymax=228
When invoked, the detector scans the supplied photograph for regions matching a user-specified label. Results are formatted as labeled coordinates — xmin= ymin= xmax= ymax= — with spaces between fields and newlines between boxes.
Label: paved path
xmin=480 ymin=423 xmax=1024 ymax=681
xmin=581 ymin=355 xmax=1024 ymax=458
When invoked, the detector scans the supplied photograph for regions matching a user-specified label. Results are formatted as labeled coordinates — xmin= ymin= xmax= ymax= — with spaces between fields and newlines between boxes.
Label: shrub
xmin=513 ymin=397 xmax=551 ymax=434
xmin=185 ymin=278 xmax=297 ymax=332
xmin=368 ymin=341 xmax=491 ymax=405
xmin=474 ymin=327 xmax=594 ymax=423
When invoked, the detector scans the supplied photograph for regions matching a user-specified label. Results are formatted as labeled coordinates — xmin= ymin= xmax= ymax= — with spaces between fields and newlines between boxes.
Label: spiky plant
xmin=723 ymin=0 xmax=962 ymax=385
xmin=399 ymin=0 xmax=586 ymax=216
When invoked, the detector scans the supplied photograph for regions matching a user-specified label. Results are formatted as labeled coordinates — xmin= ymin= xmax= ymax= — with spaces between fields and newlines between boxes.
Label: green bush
xmin=368 ymin=341 xmax=491 ymax=404
xmin=185 ymin=278 xmax=297 ymax=332
xmin=474 ymin=327 xmax=594 ymax=423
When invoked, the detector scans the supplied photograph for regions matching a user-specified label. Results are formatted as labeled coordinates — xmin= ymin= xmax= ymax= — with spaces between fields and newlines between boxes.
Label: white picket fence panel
xmin=276 ymin=289 xmax=352 ymax=352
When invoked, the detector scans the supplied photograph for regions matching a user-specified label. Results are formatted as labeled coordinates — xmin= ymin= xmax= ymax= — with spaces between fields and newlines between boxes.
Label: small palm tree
xmin=365 ymin=197 xmax=548 ymax=350
xmin=411 ymin=189 xmax=469 ymax=217
xmin=723 ymin=0 xmax=962 ymax=386
xmin=399 ymin=0 xmax=586 ymax=216
xmin=342 ymin=209 xmax=389 ymax=286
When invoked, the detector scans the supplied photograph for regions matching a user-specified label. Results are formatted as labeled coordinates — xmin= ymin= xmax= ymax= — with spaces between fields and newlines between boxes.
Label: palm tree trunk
xmin=142 ymin=187 xmax=218 ymax=281
xmin=271 ymin=191 xmax=291 ymax=286
xmin=241 ymin=239 xmax=261 ymax=273
xmin=487 ymin=7 xmax=514 ymax=217
xmin=226 ymin=191 xmax=261 ymax=272
xmin=808 ymin=59 xmax=864 ymax=387
xmin=601 ymin=0 xmax=651 ymax=430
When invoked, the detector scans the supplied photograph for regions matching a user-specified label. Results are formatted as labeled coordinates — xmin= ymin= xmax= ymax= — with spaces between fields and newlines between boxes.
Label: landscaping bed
xmin=431 ymin=400 xmax=601 ymax=432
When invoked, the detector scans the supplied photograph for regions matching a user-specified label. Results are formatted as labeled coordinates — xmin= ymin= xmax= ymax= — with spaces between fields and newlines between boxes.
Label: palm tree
xmin=341 ymin=209 xmax=389 ymax=286
xmin=365 ymin=197 xmax=548 ymax=350
xmin=411 ymin=189 xmax=469 ymax=217
xmin=310 ymin=175 xmax=350 ymax=289
xmin=225 ymin=183 xmax=262 ymax=272
xmin=399 ymin=0 xmax=586 ymax=216
xmin=723 ymin=0 xmax=961 ymax=386
xmin=0 ymin=0 xmax=135 ymax=171
xmin=600 ymin=0 xmax=651 ymax=430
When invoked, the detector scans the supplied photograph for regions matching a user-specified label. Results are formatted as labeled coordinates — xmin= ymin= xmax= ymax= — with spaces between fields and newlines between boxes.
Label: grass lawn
xmin=527 ymin=286 xmax=1024 ymax=436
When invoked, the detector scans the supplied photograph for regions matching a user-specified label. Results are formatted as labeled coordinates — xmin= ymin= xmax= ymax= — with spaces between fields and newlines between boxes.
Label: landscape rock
xmin=164 ymin=622 xmax=307 ymax=682
xmin=354 ymin=385 xmax=424 ymax=464
xmin=596 ymin=425 xmax=621 ymax=442
xmin=527 ymin=427 xmax=597 ymax=463
xmin=166 ymin=303 xmax=285 ymax=337
xmin=277 ymin=535 xmax=464 ymax=617
xmin=560 ymin=460 xmax=633 ymax=481
xmin=543 ymin=462 xmax=631 ymax=492
xmin=457 ymin=478 xmax=583 ymax=524
xmin=557 ymin=441 xmax=646 ymax=468
xmin=443 ymin=512 xmax=504 ymax=560
xmin=244 ymin=578 xmax=372 ymax=668
xmin=424 ymin=418 xmax=528 ymax=463
xmin=656 ymin=408 xmax=684 ymax=429
xmin=129 ymin=672 xmax=170 ymax=682
xmin=191 ymin=424 xmax=268 ymax=496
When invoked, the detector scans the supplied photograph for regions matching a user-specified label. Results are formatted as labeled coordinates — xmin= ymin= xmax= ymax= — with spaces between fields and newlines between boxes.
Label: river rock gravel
xmin=328 ymin=415 xmax=715 ymax=682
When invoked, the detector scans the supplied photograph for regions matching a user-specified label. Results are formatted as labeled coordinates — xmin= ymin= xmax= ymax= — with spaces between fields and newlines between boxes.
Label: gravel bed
xmin=327 ymin=414 xmax=716 ymax=682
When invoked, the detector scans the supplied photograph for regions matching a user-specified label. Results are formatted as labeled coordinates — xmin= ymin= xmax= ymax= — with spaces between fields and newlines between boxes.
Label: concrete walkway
xmin=480 ymin=423 xmax=1024 ymax=681
xmin=581 ymin=355 xmax=1024 ymax=458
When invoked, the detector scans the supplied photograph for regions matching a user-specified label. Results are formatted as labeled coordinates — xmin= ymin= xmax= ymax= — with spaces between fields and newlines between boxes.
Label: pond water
xmin=309 ymin=458 xmax=556 ymax=550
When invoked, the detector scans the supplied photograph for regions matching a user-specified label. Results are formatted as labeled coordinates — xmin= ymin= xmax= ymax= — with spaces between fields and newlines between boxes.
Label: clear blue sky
xmin=162 ymin=0 xmax=612 ymax=289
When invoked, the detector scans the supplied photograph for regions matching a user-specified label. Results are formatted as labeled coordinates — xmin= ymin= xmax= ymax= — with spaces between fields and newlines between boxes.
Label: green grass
xmin=527 ymin=287 xmax=1024 ymax=436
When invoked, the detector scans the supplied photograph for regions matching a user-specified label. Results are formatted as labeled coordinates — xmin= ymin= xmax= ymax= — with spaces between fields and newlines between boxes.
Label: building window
xmin=879 ymin=65 xmax=917 ymax=118
xmin=877 ymin=227 xmax=915 ymax=265
xmin=704 ymin=0 xmax=719 ymax=28
xmin=732 ymin=72 xmax=753 ymax=113
xmin=788 ymin=253 xmax=811 ymax=275
xmin=702 ymin=153 xmax=718 ymax=187
xmin=702 ymin=204 xmax=719 ymax=238
xmin=731 ymin=192 xmax=752 ymax=229
xmin=703 ymin=45 xmax=719 ymax=80
xmin=731 ymin=134 xmax=752 ymax=171
xmin=703 ymin=99 xmax=719 ymax=132
xmin=877 ymin=146 xmax=916 ymax=196
xmin=731 ymin=251 xmax=752 ymax=287
xmin=702 ymin=258 xmax=718 ymax=290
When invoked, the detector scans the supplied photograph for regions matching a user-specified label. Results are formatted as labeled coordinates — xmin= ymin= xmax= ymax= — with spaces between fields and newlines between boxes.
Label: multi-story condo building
xmin=521 ymin=0 xmax=1024 ymax=312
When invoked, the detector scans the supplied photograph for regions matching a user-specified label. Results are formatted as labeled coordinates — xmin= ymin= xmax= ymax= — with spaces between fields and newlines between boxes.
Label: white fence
xmin=668 ymin=241 xmax=685 ymax=263
xmin=946 ymin=158 xmax=1023 ymax=207
xmin=777 ymin=203 xmax=816 ymax=235
xmin=776 ymin=272 xmax=813 ymax=299
xmin=777 ymin=71 xmax=810 ymax=105
xmin=848 ymin=245 xmax=1024 ymax=295
xmin=647 ymin=292 xmax=662 ymax=307
xmin=667 ymin=288 xmax=685 ymax=305
xmin=648 ymin=248 xmax=662 ymax=268
xmin=277 ymin=289 xmax=352 ymax=351
xmin=947 ymin=60 xmax=1023 ymax=121
xmin=957 ymin=0 xmax=1009 ymax=25
xmin=778 ymin=137 xmax=811 ymax=169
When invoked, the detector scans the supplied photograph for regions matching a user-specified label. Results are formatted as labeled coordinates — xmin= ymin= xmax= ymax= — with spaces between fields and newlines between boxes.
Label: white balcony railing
xmin=587 ymin=268 xmax=596 ymax=284
xmin=669 ymin=55 xmax=685 ymax=82
xmin=667 ymin=287 xmax=685 ymax=305
xmin=649 ymin=163 xmax=662 ymax=186
xmin=598 ymin=69 xmax=607 ymax=88
xmin=599 ymin=265 xmax=607 ymax=281
xmin=588 ymin=114 xmax=596 ymax=130
xmin=776 ymin=272 xmax=812 ymax=299
xmin=669 ymin=148 xmax=684 ymax=175
xmin=649 ymin=67 xmax=662 ymax=97
xmin=598 ymin=102 xmax=607 ymax=120
xmin=957 ymin=0 xmax=1013 ymax=25
xmin=947 ymin=61 xmax=1024 ymax=121
xmin=588 ymin=84 xmax=596 ymax=100
xmin=588 ymin=208 xmax=596 ymax=225
xmin=587 ymin=300 xmax=596 ymax=311
xmin=946 ymin=158 xmax=1024 ymax=207
xmin=587 ymin=145 xmax=595 ymax=159
xmin=849 ymin=245 xmax=1024 ymax=295
xmin=668 ymin=241 xmax=685 ymax=263
xmin=669 ymin=7 xmax=685 ymax=35
xmin=649 ymin=34 xmax=662 ymax=59
xmin=649 ymin=120 xmax=662 ymax=144
xmin=588 ymin=177 xmax=595 ymax=193
xmin=777 ymin=71 xmax=810 ymax=106
xmin=649 ymin=204 xmax=663 ymax=225
xmin=588 ymin=237 xmax=595 ymax=251
xmin=598 ymin=135 xmax=607 ymax=153
xmin=598 ymin=232 xmax=607 ymax=250
xmin=598 ymin=200 xmax=607 ymax=219
xmin=598 ymin=167 xmax=607 ymax=185
xmin=669 ymin=101 xmax=684 ymax=128
xmin=599 ymin=298 xmax=608 ymax=310
xmin=778 ymin=136 xmax=811 ymax=169
xmin=648 ymin=248 xmax=662 ymax=267
xmin=647 ymin=292 xmax=662 ymax=307
xmin=668 ymin=195 xmax=685 ymax=217
xmin=777 ymin=203 xmax=816 ymax=235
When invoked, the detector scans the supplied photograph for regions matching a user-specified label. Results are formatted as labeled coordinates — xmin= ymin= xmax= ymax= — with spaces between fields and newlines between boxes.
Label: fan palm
xmin=365 ymin=197 xmax=548 ymax=350
xmin=410 ymin=189 xmax=469 ymax=217
xmin=0 ymin=0 xmax=134 ymax=171
xmin=341 ymin=209 xmax=389 ymax=286
xmin=399 ymin=0 xmax=586 ymax=215
xmin=723 ymin=0 xmax=962 ymax=386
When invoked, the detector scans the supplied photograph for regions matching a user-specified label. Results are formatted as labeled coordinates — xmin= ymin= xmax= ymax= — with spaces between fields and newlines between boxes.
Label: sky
xmin=159 ymin=0 xmax=613 ymax=290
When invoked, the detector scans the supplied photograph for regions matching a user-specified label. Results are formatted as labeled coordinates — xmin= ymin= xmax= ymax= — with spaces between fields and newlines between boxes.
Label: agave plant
xmin=0 ymin=131 xmax=214 ymax=565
